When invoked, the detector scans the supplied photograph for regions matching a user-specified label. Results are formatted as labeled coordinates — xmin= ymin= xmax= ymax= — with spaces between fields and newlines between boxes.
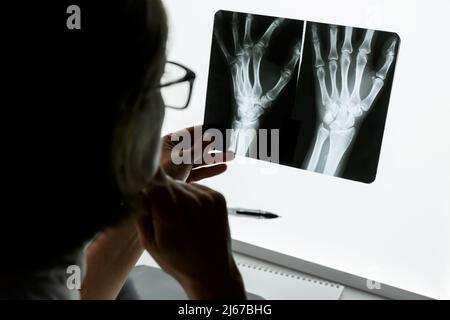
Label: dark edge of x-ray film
xmin=204 ymin=10 xmax=400 ymax=184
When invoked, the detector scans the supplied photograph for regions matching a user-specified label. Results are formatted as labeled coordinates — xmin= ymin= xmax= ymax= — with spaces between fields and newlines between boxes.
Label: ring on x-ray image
xmin=214 ymin=13 xmax=301 ymax=156
xmin=303 ymin=24 xmax=398 ymax=177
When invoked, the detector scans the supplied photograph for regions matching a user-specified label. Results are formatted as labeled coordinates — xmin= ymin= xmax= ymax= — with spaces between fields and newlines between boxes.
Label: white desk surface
xmin=160 ymin=0 xmax=450 ymax=300
xmin=136 ymin=251 xmax=385 ymax=300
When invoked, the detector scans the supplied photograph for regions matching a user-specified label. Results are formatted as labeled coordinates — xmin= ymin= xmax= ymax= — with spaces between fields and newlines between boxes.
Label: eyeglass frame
xmin=155 ymin=61 xmax=196 ymax=110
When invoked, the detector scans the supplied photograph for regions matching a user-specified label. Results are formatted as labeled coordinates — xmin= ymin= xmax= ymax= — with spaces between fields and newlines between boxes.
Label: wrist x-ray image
xmin=204 ymin=10 xmax=400 ymax=184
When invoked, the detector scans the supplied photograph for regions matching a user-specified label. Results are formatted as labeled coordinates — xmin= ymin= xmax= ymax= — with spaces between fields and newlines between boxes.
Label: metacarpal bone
xmin=361 ymin=78 xmax=384 ymax=111
xmin=352 ymin=52 xmax=369 ymax=100
xmin=263 ymin=43 xmax=301 ymax=104
xmin=214 ymin=28 xmax=231 ymax=63
xmin=329 ymin=60 xmax=338 ymax=99
xmin=252 ymin=46 xmax=264 ymax=96
xmin=340 ymin=51 xmax=352 ymax=100
xmin=351 ymin=29 xmax=374 ymax=99
xmin=263 ymin=67 xmax=295 ymax=104
xmin=317 ymin=67 xmax=330 ymax=106
xmin=241 ymin=53 xmax=252 ymax=94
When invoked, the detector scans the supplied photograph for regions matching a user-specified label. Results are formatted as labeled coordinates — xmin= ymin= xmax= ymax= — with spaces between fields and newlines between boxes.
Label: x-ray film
xmin=204 ymin=10 xmax=400 ymax=184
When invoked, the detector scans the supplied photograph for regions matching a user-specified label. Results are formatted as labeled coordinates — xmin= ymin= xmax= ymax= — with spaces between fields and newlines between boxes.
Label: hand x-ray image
xmin=204 ymin=11 xmax=400 ymax=184
xmin=293 ymin=23 xmax=399 ymax=183
xmin=204 ymin=11 xmax=304 ymax=158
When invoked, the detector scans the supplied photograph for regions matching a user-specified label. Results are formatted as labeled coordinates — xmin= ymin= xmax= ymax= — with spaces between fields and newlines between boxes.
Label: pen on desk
xmin=228 ymin=208 xmax=280 ymax=219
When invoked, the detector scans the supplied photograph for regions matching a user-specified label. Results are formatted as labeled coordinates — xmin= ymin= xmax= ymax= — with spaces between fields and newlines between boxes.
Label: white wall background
xmin=161 ymin=0 xmax=450 ymax=299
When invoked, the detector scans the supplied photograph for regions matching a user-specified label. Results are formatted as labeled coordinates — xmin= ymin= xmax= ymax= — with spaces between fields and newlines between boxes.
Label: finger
xmin=328 ymin=25 xmax=339 ymax=61
xmin=312 ymin=24 xmax=325 ymax=68
xmin=193 ymin=151 xmax=235 ymax=168
xmin=187 ymin=164 xmax=228 ymax=183
xmin=165 ymin=126 xmax=201 ymax=166
xmin=360 ymin=29 xmax=375 ymax=54
xmin=312 ymin=24 xmax=330 ymax=106
xmin=252 ymin=22 xmax=265 ymax=97
xmin=201 ymin=129 xmax=235 ymax=163
xmin=361 ymin=38 xmax=397 ymax=111
xmin=342 ymin=26 xmax=353 ymax=52
xmin=185 ymin=137 xmax=204 ymax=166
xmin=244 ymin=14 xmax=253 ymax=48
xmin=232 ymin=12 xmax=241 ymax=53
xmin=375 ymin=38 xmax=397 ymax=81
xmin=328 ymin=25 xmax=339 ymax=99
xmin=262 ymin=42 xmax=301 ymax=106
xmin=176 ymin=125 xmax=201 ymax=137
xmin=187 ymin=126 xmax=215 ymax=165
xmin=256 ymin=18 xmax=284 ymax=49
xmin=189 ymin=144 xmax=234 ymax=167
xmin=214 ymin=28 xmax=231 ymax=63
xmin=352 ymin=29 xmax=375 ymax=100
xmin=340 ymin=26 xmax=353 ymax=99
xmin=165 ymin=125 xmax=202 ymax=147
xmin=252 ymin=44 xmax=263 ymax=97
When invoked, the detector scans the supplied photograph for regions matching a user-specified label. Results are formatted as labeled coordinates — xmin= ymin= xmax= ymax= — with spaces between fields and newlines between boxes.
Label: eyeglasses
xmin=157 ymin=61 xmax=196 ymax=110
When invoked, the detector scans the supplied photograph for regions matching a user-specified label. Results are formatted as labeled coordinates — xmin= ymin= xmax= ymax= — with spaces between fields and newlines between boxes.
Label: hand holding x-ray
xmin=215 ymin=13 xmax=301 ymax=155
xmin=305 ymin=24 xmax=398 ymax=177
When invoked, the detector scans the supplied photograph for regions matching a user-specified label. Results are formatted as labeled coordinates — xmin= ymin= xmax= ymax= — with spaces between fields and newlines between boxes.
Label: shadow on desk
xmin=117 ymin=266 xmax=263 ymax=300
